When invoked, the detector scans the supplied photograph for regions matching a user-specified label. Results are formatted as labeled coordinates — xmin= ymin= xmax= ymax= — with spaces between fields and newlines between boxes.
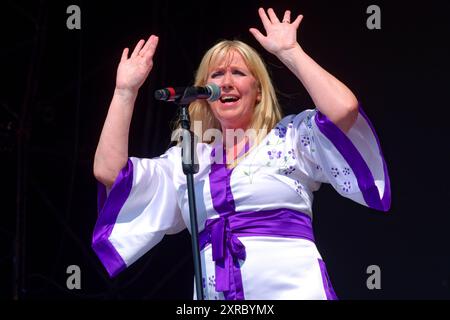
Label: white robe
xmin=92 ymin=105 xmax=390 ymax=300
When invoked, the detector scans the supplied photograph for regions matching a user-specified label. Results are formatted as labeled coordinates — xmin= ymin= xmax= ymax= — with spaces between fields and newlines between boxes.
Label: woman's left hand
xmin=250 ymin=8 xmax=303 ymax=56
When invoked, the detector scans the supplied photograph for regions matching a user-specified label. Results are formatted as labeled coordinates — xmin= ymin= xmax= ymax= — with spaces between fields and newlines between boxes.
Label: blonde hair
xmin=173 ymin=40 xmax=283 ymax=145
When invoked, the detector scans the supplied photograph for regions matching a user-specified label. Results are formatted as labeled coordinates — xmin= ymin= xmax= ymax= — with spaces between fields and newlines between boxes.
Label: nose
xmin=220 ymin=71 xmax=234 ymax=91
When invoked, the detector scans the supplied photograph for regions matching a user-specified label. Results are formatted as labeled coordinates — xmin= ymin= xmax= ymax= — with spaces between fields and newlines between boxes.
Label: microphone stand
xmin=174 ymin=90 xmax=204 ymax=300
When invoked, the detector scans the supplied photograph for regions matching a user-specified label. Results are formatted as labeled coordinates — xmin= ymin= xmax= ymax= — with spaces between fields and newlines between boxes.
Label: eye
xmin=210 ymin=71 xmax=223 ymax=78
xmin=232 ymin=70 xmax=246 ymax=76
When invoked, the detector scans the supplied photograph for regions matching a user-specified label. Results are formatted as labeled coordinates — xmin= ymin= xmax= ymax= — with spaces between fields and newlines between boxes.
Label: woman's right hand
xmin=115 ymin=35 xmax=159 ymax=93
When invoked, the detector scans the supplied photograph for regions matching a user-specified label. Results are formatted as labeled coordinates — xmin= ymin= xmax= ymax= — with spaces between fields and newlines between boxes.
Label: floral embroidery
xmin=208 ymin=275 xmax=215 ymax=288
xmin=274 ymin=125 xmax=287 ymax=138
xmin=342 ymin=181 xmax=351 ymax=193
xmin=266 ymin=148 xmax=296 ymax=176
xmin=305 ymin=114 xmax=313 ymax=129
xmin=331 ymin=167 xmax=340 ymax=178
xmin=316 ymin=164 xmax=322 ymax=171
xmin=282 ymin=166 xmax=296 ymax=175
xmin=287 ymin=149 xmax=296 ymax=160
xmin=300 ymin=135 xmax=311 ymax=146
xmin=302 ymin=113 xmax=317 ymax=152
xmin=342 ymin=167 xmax=351 ymax=176
xmin=267 ymin=149 xmax=282 ymax=160
xmin=294 ymin=180 xmax=302 ymax=195
xmin=240 ymin=120 xmax=297 ymax=183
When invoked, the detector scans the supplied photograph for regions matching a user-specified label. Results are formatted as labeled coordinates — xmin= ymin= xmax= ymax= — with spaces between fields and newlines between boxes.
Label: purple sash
xmin=198 ymin=208 xmax=315 ymax=300
xmin=204 ymin=142 xmax=315 ymax=299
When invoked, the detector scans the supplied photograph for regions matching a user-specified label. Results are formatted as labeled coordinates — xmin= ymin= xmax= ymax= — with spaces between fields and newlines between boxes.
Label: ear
xmin=256 ymin=91 xmax=261 ymax=103
xmin=255 ymin=84 xmax=262 ymax=102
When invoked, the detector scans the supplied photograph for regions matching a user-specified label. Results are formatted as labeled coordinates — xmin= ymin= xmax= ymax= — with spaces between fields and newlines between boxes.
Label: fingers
xmin=140 ymin=34 xmax=159 ymax=56
xmin=121 ymin=48 xmax=129 ymax=62
xmin=131 ymin=39 xmax=145 ymax=58
xmin=140 ymin=34 xmax=154 ymax=53
xmin=282 ymin=10 xmax=291 ymax=23
xmin=267 ymin=8 xmax=280 ymax=23
xmin=249 ymin=28 xmax=266 ymax=44
xmin=259 ymin=8 xmax=300 ymax=25
xmin=292 ymin=14 xmax=304 ymax=28
xmin=144 ymin=35 xmax=159 ymax=57
xmin=140 ymin=35 xmax=159 ymax=66
xmin=126 ymin=35 xmax=159 ymax=63
xmin=258 ymin=7 xmax=271 ymax=30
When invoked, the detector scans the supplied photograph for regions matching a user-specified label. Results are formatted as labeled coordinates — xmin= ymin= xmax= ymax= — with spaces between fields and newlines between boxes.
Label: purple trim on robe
xmin=92 ymin=159 xmax=134 ymax=277
xmin=206 ymin=145 xmax=317 ymax=300
xmin=209 ymin=162 xmax=236 ymax=215
xmin=199 ymin=208 xmax=316 ymax=300
xmin=208 ymin=147 xmax=242 ymax=299
xmin=358 ymin=107 xmax=391 ymax=211
xmin=314 ymin=103 xmax=391 ymax=211
xmin=318 ymin=259 xmax=338 ymax=300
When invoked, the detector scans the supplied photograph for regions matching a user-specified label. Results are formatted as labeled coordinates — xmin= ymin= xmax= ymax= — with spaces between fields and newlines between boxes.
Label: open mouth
xmin=219 ymin=95 xmax=240 ymax=105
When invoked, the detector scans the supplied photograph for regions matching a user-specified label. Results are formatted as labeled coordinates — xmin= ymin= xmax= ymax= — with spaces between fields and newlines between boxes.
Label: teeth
xmin=220 ymin=96 xmax=239 ymax=102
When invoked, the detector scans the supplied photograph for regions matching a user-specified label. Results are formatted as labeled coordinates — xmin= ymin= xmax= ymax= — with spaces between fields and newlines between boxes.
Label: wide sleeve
xmin=292 ymin=103 xmax=391 ymax=212
xmin=91 ymin=146 xmax=186 ymax=277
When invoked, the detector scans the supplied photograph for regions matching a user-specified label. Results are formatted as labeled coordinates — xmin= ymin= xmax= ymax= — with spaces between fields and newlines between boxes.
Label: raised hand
xmin=115 ymin=35 xmax=159 ymax=93
xmin=249 ymin=8 xmax=303 ymax=56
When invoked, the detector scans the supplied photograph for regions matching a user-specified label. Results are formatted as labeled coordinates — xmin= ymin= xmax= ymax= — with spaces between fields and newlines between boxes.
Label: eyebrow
xmin=210 ymin=65 xmax=248 ymax=72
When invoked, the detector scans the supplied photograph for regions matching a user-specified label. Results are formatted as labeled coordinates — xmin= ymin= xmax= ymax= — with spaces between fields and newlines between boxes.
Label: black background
xmin=1 ymin=0 xmax=450 ymax=300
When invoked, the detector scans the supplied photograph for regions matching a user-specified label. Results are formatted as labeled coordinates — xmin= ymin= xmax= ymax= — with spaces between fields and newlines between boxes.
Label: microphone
xmin=154 ymin=83 xmax=221 ymax=103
